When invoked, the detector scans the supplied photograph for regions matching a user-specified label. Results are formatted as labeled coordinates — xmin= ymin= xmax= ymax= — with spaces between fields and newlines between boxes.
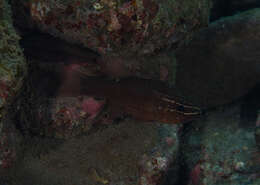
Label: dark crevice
xmin=240 ymin=84 xmax=260 ymax=129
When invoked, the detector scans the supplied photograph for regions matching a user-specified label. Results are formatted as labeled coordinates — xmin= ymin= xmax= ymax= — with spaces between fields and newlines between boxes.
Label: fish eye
xmin=175 ymin=105 xmax=185 ymax=112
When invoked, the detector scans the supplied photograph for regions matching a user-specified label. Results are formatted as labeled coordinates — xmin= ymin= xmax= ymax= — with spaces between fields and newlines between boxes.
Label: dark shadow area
xmin=240 ymin=84 xmax=260 ymax=129
xmin=19 ymin=31 xmax=100 ymax=64
xmin=161 ymin=120 xmax=204 ymax=185
xmin=210 ymin=0 xmax=260 ymax=22
xmin=12 ymin=61 xmax=60 ymax=136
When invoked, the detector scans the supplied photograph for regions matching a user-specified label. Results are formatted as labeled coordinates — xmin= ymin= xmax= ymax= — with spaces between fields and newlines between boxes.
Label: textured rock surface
xmin=3 ymin=121 xmax=180 ymax=185
xmin=183 ymin=103 xmax=260 ymax=185
xmin=33 ymin=96 xmax=106 ymax=139
xmin=0 ymin=0 xmax=26 ymax=175
xmin=12 ymin=0 xmax=211 ymax=57
xmin=175 ymin=9 xmax=260 ymax=108
xmin=14 ymin=0 xmax=211 ymax=84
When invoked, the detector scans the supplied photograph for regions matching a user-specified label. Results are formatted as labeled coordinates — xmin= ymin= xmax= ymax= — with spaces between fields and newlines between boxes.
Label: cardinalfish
xmin=75 ymin=76 xmax=202 ymax=124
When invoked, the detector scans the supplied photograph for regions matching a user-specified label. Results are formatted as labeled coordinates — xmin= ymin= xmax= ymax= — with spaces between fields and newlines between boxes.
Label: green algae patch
xmin=0 ymin=0 xmax=27 ymax=108
xmin=0 ymin=0 xmax=26 ymax=175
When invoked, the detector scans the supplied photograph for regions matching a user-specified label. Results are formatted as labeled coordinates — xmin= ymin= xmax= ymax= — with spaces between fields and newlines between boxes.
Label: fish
xmin=77 ymin=76 xmax=201 ymax=124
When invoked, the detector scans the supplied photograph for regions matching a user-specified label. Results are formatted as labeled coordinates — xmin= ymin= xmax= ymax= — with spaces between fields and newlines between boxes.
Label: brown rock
xmin=175 ymin=9 xmax=260 ymax=108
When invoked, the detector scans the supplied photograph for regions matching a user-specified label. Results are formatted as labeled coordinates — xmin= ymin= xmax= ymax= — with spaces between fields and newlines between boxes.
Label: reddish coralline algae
xmin=0 ymin=80 xmax=11 ymax=101
xmin=0 ymin=136 xmax=15 ymax=169
xmin=0 ymin=131 xmax=19 ymax=172
xmin=189 ymin=162 xmax=202 ymax=185
xmin=20 ymin=0 xmax=211 ymax=57
xmin=81 ymin=97 xmax=105 ymax=119
xmin=138 ymin=124 xmax=179 ymax=185
xmin=37 ymin=96 xmax=106 ymax=138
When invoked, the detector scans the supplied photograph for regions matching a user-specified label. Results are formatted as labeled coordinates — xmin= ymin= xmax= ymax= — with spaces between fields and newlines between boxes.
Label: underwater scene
xmin=1 ymin=0 xmax=260 ymax=185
